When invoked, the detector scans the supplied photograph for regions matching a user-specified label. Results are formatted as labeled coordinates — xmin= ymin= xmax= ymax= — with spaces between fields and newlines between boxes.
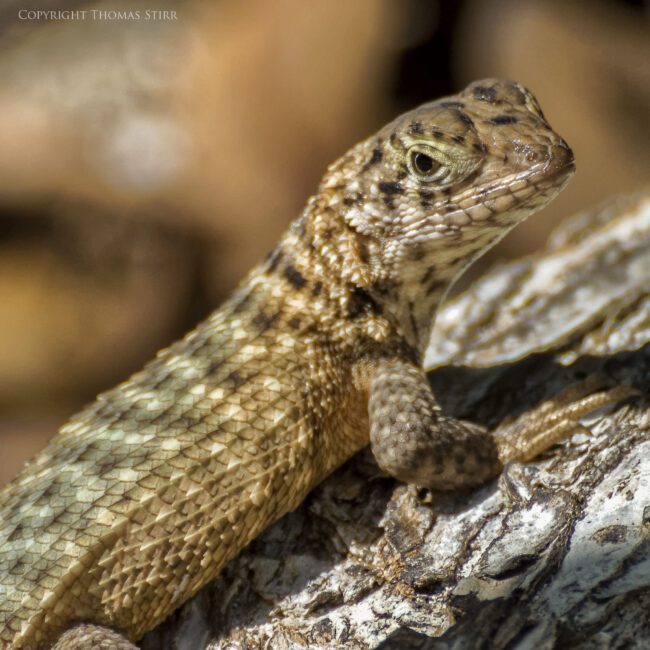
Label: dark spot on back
xmin=473 ymin=85 xmax=498 ymax=103
xmin=488 ymin=115 xmax=518 ymax=125
xmin=312 ymin=281 xmax=323 ymax=296
xmin=347 ymin=285 xmax=382 ymax=319
xmin=473 ymin=142 xmax=486 ymax=154
xmin=378 ymin=181 xmax=404 ymax=195
xmin=283 ymin=264 xmax=307 ymax=290
xmin=362 ymin=147 xmax=383 ymax=172
xmin=396 ymin=166 xmax=408 ymax=181
xmin=420 ymin=189 xmax=435 ymax=208
xmin=40 ymin=484 xmax=57 ymax=500
xmin=421 ymin=265 xmax=436 ymax=287
xmin=440 ymin=101 xmax=465 ymax=109
xmin=427 ymin=279 xmax=444 ymax=296
xmin=207 ymin=359 xmax=225 ymax=376
xmin=343 ymin=192 xmax=365 ymax=207
xmin=431 ymin=129 xmax=444 ymax=139
xmin=252 ymin=310 xmax=279 ymax=331
xmin=288 ymin=316 xmax=301 ymax=330
xmin=398 ymin=339 xmax=421 ymax=365
xmin=409 ymin=121 xmax=424 ymax=134
xmin=421 ymin=265 xmax=445 ymax=296
xmin=379 ymin=181 xmax=404 ymax=210
xmin=456 ymin=111 xmax=474 ymax=127
xmin=8 ymin=523 xmax=23 ymax=542
xmin=232 ymin=292 xmax=252 ymax=314
xmin=452 ymin=134 xmax=465 ymax=144
xmin=227 ymin=370 xmax=246 ymax=389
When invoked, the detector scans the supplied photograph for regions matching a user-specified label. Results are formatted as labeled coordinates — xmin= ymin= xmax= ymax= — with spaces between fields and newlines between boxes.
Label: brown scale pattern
xmin=0 ymin=79 xmax=575 ymax=648
xmin=0 ymin=275 xmax=373 ymax=647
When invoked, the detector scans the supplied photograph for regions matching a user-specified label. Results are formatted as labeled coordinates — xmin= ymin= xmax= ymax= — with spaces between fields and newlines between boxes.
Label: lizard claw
xmin=493 ymin=380 xmax=641 ymax=464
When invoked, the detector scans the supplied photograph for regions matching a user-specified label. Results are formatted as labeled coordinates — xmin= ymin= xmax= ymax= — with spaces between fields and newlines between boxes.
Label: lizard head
xmin=319 ymin=78 xmax=575 ymax=351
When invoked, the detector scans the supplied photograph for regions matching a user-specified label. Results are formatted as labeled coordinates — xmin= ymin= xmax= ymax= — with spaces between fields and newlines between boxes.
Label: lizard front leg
xmin=367 ymin=358 xmax=639 ymax=490
xmin=367 ymin=357 xmax=501 ymax=489
xmin=52 ymin=624 xmax=138 ymax=650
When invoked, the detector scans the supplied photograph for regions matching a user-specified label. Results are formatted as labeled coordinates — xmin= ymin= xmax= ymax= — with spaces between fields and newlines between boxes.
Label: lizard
xmin=0 ymin=79 xmax=578 ymax=649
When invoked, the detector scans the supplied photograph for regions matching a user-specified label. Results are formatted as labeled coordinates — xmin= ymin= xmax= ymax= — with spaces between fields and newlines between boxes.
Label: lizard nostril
xmin=549 ymin=143 xmax=575 ymax=173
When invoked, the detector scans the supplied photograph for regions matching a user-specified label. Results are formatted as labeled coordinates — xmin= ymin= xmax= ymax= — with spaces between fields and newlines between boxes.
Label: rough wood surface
xmin=142 ymin=193 xmax=650 ymax=650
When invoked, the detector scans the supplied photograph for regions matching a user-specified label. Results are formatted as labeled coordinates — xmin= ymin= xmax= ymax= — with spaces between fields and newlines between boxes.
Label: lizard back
xmin=0 ymin=259 xmax=374 ymax=646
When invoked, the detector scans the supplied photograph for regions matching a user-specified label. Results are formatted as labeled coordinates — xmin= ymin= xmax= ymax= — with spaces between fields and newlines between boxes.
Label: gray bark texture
xmin=142 ymin=193 xmax=650 ymax=650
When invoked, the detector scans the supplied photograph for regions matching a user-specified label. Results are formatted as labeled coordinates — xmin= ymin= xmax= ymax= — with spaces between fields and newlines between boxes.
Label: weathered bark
xmin=142 ymin=193 xmax=650 ymax=650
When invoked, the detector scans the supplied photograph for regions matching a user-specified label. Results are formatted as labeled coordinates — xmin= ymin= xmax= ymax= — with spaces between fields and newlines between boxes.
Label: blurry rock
xmin=0 ymin=0 xmax=406 ymax=293
xmin=0 ymin=205 xmax=196 ymax=411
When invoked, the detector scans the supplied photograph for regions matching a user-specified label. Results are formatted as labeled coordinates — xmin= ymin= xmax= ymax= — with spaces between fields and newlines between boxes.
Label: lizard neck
xmin=263 ymin=194 xmax=496 ymax=357
xmin=263 ymin=195 xmax=467 ymax=357
xmin=259 ymin=197 xmax=394 ymax=348
xmin=367 ymin=247 xmax=459 ymax=355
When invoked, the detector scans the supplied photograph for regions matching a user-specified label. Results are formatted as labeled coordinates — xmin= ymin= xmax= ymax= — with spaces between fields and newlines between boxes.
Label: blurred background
xmin=0 ymin=0 xmax=648 ymax=484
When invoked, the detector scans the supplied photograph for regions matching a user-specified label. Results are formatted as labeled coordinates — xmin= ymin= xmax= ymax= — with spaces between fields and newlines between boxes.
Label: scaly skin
xmin=0 ymin=80 xmax=574 ymax=649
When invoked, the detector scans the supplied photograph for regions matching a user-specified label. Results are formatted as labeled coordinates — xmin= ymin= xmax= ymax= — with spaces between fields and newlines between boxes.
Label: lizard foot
xmin=492 ymin=375 xmax=640 ymax=464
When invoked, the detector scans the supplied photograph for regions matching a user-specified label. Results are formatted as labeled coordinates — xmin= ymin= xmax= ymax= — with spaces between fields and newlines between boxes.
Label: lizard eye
xmin=411 ymin=152 xmax=437 ymax=175
xmin=406 ymin=142 xmax=480 ymax=187
xmin=407 ymin=146 xmax=444 ymax=182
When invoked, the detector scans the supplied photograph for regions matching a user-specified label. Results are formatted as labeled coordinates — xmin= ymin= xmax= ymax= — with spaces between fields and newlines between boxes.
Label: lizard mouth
xmin=535 ymin=160 xmax=575 ymax=192
xmin=527 ymin=154 xmax=576 ymax=202
xmin=509 ymin=141 xmax=576 ymax=203
xmin=440 ymin=157 xmax=576 ymax=232
xmin=523 ymin=142 xmax=576 ymax=200
xmin=441 ymin=141 xmax=575 ymax=225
